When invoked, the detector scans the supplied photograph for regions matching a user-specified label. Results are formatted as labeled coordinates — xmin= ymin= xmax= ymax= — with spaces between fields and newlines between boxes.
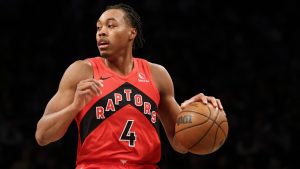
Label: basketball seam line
xmin=189 ymin=105 xmax=221 ymax=152
xmin=217 ymin=120 xmax=228 ymax=136
xmin=209 ymin=105 xmax=223 ymax=152
xmin=187 ymin=105 xmax=213 ymax=150
xmin=179 ymin=110 xmax=228 ymax=136
xmin=180 ymin=110 xmax=211 ymax=118
xmin=208 ymin=105 xmax=221 ymax=152
xmin=175 ymin=119 xmax=228 ymax=135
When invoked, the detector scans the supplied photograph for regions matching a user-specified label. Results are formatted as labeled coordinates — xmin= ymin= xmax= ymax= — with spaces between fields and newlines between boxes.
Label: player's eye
xmin=108 ymin=24 xmax=114 ymax=28
xmin=96 ymin=26 xmax=102 ymax=30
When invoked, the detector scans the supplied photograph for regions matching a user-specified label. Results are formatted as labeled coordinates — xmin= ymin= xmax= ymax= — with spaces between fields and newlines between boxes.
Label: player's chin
xmin=99 ymin=50 xmax=109 ymax=58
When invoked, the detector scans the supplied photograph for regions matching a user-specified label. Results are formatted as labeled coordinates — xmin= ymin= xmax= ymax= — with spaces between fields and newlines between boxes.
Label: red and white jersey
xmin=75 ymin=57 xmax=161 ymax=169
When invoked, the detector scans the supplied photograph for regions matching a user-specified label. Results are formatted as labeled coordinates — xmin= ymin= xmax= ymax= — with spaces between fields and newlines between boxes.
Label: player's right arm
xmin=35 ymin=60 xmax=103 ymax=146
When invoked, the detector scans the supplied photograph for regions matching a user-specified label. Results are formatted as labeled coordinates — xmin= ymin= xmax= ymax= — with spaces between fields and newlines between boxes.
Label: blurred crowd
xmin=0 ymin=0 xmax=298 ymax=168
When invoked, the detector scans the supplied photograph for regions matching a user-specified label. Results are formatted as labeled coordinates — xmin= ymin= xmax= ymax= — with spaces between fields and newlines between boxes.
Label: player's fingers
xmin=91 ymin=83 xmax=100 ymax=96
xmin=207 ymin=96 xmax=218 ymax=107
xmin=216 ymin=99 xmax=223 ymax=110
xmin=181 ymin=93 xmax=207 ymax=108
xmin=189 ymin=93 xmax=208 ymax=104
xmin=198 ymin=93 xmax=208 ymax=104
xmin=78 ymin=88 xmax=96 ymax=97
xmin=79 ymin=78 xmax=97 ymax=84
xmin=77 ymin=82 xmax=94 ymax=91
xmin=98 ymin=80 xmax=104 ymax=87
xmin=77 ymin=89 xmax=96 ymax=103
xmin=78 ymin=78 xmax=103 ymax=88
xmin=79 ymin=78 xmax=104 ymax=87
xmin=77 ymin=82 xmax=100 ymax=96
xmin=90 ymin=79 xmax=104 ymax=87
xmin=180 ymin=100 xmax=192 ymax=108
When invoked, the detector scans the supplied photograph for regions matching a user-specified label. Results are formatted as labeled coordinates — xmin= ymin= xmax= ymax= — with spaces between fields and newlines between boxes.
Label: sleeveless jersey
xmin=75 ymin=57 xmax=161 ymax=169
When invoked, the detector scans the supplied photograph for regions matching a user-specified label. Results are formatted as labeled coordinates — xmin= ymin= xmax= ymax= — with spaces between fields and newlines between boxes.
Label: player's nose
xmin=98 ymin=27 xmax=108 ymax=37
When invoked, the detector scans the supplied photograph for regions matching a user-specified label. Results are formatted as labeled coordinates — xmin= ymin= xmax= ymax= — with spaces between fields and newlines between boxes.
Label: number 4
xmin=119 ymin=120 xmax=136 ymax=147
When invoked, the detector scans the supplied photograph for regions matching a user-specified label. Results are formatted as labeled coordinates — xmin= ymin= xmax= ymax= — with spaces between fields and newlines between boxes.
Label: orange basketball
xmin=175 ymin=102 xmax=228 ymax=155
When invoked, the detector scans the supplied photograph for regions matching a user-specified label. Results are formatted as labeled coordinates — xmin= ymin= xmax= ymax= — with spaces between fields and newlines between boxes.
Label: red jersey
xmin=75 ymin=57 xmax=161 ymax=169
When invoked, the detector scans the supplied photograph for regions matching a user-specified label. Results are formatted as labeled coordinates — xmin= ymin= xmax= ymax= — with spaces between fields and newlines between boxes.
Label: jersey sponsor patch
xmin=138 ymin=72 xmax=150 ymax=83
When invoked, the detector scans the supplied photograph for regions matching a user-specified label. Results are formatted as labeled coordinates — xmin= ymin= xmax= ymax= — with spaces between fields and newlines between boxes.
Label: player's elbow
xmin=35 ymin=121 xmax=51 ymax=146
xmin=171 ymin=136 xmax=188 ymax=154
xmin=35 ymin=119 xmax=66 ymax=146
xmin=175 ymin=148 xmax=188 ymax=154
xmin=35 ymin=130 xmax=49 ymax=146
xmin=172 ymin=144 xmax=188 ymax=154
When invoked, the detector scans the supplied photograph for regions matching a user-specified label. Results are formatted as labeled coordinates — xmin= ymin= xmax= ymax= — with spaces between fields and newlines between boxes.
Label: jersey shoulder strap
xmin=87 ymin=57 xmax=103 ymax=80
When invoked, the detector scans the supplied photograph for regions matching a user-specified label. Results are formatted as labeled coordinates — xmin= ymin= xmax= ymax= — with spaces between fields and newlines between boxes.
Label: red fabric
xmin=75 ymin=57 xmax=161 ymax=169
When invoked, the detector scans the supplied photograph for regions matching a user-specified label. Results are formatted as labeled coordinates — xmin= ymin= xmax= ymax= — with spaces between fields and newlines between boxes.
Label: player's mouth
xmin=98 ymin=39 xmax=109 ymax=49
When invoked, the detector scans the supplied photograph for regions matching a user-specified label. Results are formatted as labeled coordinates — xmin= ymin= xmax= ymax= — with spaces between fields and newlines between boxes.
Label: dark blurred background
xmin=1 ymin=0 xmax=299 ymax=168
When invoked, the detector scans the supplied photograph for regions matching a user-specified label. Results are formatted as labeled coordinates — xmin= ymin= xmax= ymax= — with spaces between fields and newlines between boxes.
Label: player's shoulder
xmin=133 ymin=57 xmax=170 ymax=78
xmin=61 ymin=58 xmax=94 ymax=83
xmin=148 ymin=62 xmax=173 ymax=91
xmin=65 ymin=57 xmax=95 ymax=75
xmin=69 ymin=58 xmax=92 ymax=69
xmin=148 ymin=61 xmax=169 ymax=76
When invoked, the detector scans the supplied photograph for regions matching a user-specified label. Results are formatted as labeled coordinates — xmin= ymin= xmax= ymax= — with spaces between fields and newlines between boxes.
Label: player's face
xmin=96 ymin=9 xmax=135 ymax=58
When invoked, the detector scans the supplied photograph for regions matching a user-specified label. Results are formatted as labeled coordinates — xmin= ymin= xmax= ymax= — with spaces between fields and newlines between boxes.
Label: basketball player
xmin=35 ymin=3 xmax=223 ymax=169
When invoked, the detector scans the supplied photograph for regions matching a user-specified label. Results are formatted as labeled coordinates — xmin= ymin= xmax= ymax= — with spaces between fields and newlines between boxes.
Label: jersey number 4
xmin=119 ymin=120 xmax=136 ymax=147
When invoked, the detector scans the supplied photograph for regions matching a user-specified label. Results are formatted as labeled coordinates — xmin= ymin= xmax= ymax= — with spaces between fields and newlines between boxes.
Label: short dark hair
xmin=105 ymin=3 xmax=144 ymax=49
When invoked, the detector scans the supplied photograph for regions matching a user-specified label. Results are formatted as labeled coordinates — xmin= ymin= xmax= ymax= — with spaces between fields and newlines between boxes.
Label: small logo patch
xmin=138 ymin=72 xmax=149 ymax=83
xmin=100 ymin=76 xmax=112 ymax=80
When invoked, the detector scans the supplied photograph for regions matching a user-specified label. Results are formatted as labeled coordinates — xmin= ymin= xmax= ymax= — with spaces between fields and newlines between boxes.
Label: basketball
xmin=175 ymin=101 xmax=228 ymax=155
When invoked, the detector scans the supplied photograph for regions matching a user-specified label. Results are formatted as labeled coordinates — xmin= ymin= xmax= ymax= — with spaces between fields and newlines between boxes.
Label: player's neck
xmin=104 ymin=54 xmax=134 ymax=76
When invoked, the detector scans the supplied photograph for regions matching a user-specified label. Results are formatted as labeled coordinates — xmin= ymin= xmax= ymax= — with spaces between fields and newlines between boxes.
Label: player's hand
xmin=180 ymin=93 xmax=223 ymax=110
xmin=72 ymin=78 xmax=104 ymax=111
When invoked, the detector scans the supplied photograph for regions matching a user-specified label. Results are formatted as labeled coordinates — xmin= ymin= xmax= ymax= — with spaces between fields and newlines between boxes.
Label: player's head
xmin=105 ymin=3 xmax=144 ymax=49
xmin=96 ymin=3 xmax=144 ymax=58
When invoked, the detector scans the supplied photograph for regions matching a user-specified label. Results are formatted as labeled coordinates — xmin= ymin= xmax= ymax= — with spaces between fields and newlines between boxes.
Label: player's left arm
xmin=150 ymin=62 xmax=224 ymax=154
xmin=150 ymin=63 xmax=188 ymax=154
xmin=181 ymin=93 xmax=223 ymax=110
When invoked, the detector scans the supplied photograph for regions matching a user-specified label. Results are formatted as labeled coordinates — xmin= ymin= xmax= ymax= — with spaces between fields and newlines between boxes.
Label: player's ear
xmin=129 ymin=28 xmax=137 ymax=40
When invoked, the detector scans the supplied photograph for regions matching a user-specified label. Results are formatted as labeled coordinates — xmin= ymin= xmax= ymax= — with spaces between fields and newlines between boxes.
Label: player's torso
xmin=75 ymin=57 xmax=160 ymax=169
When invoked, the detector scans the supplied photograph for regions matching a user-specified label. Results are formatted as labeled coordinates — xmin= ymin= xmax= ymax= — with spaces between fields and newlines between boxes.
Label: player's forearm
xmin=164 ymin=126 xmax=188 ymax=154
xmin=171 ymin=135 xmax=188 ymax=154
xmin=35 ymin=104 xmax=79 ymax=146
